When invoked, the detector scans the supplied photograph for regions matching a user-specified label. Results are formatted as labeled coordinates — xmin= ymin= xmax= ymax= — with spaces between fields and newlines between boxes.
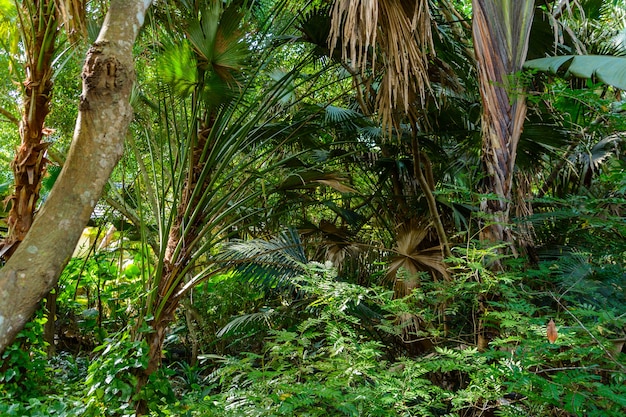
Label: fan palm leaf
xmin=386 ymin=223 xmax=450 ymax=286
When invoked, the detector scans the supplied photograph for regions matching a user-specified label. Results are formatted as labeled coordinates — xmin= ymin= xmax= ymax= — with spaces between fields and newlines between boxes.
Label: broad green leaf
xmin=525 ymin=55 xmax=626 ymax=89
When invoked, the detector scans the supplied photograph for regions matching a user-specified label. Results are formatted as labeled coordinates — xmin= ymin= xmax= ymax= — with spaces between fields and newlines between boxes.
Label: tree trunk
xmin=44 ymin=286 xmax=57 ymax=357
xmin=472 ymin=0 xmax=535 ymax=350
xmin=1 ymin=0 xmax=57 ymax=259
xmin=0 ymin=0 xmax=152 ymax=354
xmin=472 ymin=0 xmax=535 ymax=245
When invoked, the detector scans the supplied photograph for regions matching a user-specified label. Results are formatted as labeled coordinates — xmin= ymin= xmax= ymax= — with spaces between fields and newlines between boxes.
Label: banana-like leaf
xmin=524 ymin=55 xmax=626 ymax=89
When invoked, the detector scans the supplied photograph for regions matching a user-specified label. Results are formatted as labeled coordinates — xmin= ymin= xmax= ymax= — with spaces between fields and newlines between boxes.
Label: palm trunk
xmin=472 ymin=0 xmax=534 ymax=246
xmin=135 ymin=261 xmax=182 ymax=415
xmin=472 ymin=0 xmax=535 ymax=350
xmin=4 ymin=1 xmax=61 ymax=355
xmin=1 ymin=0 xmax=57 ymax=259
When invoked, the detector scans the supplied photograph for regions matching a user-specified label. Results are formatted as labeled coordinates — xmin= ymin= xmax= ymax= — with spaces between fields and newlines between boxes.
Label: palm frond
xmin=297 ymin=3 xmax=332 ymax=57
xmin=54 ymin=0 xmax=87 ymax=42
xmin=525 ymin=55 xmax=626 ymax=90
xmin=216 ymin=308 xmax=275 ymax=338
xmin=589 ymin=134 xmax=623 ymax=171
xmin=328 ymin=0 xmax=433 ymax=131
xmin=157 ymin=40 xmax=198 ymax=98
xmin=324 ymin=104 xmax=363 ymax=126
xmin=218 ymin=229 xmax=308 ymax=290
xmin=386 ymin=223 xmax=450 ymax=283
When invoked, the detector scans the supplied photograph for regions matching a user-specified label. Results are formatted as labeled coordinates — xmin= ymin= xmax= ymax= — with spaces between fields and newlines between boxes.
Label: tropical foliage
xmin=0 ymin=0 xmax=624 ymax=416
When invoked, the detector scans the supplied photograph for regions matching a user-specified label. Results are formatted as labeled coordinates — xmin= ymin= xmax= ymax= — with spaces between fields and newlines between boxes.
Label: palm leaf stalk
xmin=472 ymin=0 xmax=535 ymax=246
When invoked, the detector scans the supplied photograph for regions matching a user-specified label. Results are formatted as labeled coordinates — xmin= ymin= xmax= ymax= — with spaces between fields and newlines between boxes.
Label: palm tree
xmin=0 ymin=0 xmax=89 ymax=356
xmin=0 ymin=0 xmax=86 ymax=259
xmin=126 ymin=1 xmax=355 ymax=412
xmin=471 ymin=0 xmax=535 ymax=245
xmin=328 ymin=0 xmax=433 ymax=130
xmin=327 ymin=1 xmax=456 ymax=262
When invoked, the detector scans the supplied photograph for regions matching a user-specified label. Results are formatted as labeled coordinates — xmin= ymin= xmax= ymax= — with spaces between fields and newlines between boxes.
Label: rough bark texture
xmin=472 ymin=0 xmax=534 ymax=244
xmin=1 ymin=0 xmax=57 ymax=260
xmin=0 ymin=0 xmax=152 ymax=354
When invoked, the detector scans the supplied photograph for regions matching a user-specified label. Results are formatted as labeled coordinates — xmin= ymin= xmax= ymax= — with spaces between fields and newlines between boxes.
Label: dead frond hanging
xmin=328 ymin=0 xmax=433 ymax=133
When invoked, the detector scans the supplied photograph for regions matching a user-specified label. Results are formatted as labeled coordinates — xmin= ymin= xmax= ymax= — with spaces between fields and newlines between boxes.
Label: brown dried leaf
xmin=547 ymin=319 xmax=558 ymax=343
xmin=314 ymin=179 xmax=356 ymax=193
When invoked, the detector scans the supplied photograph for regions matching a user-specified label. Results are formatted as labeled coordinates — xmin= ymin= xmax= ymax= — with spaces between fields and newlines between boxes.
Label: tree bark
xmin=0 ymin=0 xmax=152 ymax=354
xmin=44 ymin=286 xmax=57 ymax=357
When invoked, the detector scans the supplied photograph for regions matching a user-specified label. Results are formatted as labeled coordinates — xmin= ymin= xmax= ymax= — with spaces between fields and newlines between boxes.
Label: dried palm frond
xmin=328 ymin=0 xmax=433 ymax=132
xmin=328 ymin=0 xmax=378 ymax=74
xmin=386 ymin=223 xmax=450 ymax=285
xmin=54 ymin=0 xmax=87 ymax=42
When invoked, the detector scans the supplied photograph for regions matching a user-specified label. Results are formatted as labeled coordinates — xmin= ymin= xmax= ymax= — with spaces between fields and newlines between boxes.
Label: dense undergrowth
xmin=1 ymin=1 xmax=625 ymax=416
xmin=1 ymin=235 xmax=624 ymax=416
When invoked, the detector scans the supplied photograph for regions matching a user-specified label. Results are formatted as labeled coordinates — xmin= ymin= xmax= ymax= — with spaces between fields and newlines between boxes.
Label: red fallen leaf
xmin=547 ymin=319 xmax=558 ymax=343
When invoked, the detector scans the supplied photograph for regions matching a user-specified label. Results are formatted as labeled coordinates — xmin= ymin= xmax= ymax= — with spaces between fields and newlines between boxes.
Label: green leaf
xmin=564 ymin=392 xmax=587 ymax=414
xmin=158 ymin=41 xmax=198 ymax=98
xmin=525 ymin=55 xmax=626 ymax=89
xmin=3 ymin=367 xmax=16 ymax=382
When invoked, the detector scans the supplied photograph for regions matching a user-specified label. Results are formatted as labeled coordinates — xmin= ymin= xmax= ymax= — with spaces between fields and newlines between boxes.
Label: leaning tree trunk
xmin=472 ymin=0 xmax=535 ymax=245
xmin=0 ymin=0 xmax=152 ymax=354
